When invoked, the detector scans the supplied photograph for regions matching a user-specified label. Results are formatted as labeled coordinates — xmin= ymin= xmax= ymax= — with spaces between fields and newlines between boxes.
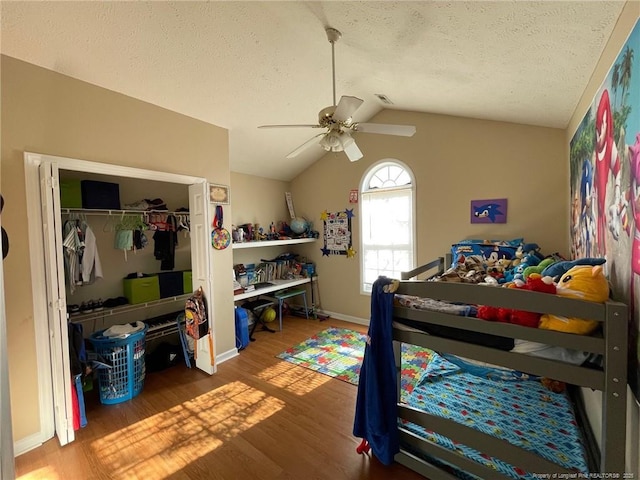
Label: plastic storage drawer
xmin=158 ymin=271 xmax=184 ymax=298
xmin=123 ymin=275 xmax=160 ymax=304
xmin=59 ymin=179 xmax=83 ymax=208
xmin=81 ymin=180 xmax=121 ymax=210
xmin=183 ymin=270 xmax=193 ymax=293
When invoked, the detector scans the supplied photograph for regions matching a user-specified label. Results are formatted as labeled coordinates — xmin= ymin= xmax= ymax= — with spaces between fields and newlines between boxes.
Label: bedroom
xmin=1 ymin=1 xmax=640 ymax=479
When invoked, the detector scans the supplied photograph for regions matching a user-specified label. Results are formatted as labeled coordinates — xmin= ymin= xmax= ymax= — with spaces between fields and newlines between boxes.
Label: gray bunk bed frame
xmin=392 ymin=256 xmax=628 ymax=479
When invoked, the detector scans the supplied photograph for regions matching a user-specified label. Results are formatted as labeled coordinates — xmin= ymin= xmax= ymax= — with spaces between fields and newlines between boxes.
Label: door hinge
xmin=56 ymin=299 xmax=66 ymax=313
xmin=47 ymin=175 xmax=58 ymax=190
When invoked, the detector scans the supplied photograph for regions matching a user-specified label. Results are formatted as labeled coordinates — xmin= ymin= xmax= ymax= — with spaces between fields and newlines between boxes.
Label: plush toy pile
xmin=440 ymin=239 xmax=610 ymax=334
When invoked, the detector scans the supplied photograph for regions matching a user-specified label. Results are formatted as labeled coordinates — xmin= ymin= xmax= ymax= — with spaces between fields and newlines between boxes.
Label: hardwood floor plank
xmin=15 ymin=317 xmax=425 ymax=480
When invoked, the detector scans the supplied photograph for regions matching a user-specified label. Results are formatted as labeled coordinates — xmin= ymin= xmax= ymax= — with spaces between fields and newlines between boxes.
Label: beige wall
xmin=0 ymin=55 xmax=233 ymax=443
xmin=229 ymin=172 xmax=295 ymax=267
xmin=291 ymin=110 xmax=566 ymax=320
xmin=230 ymin=172 xmax=291 ymax=228
xmin=566 ymin=2 xmax=640 ymax=475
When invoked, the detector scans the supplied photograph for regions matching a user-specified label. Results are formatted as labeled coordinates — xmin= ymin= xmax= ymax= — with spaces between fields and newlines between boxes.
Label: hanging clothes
xmin=81 ymin=222 xmax=103 ymax=284
xmin=62 ymin=219 xmax=83 ymax=294
xmin=63 ymin=218 xmax=103 ymax=292
xmin=153 ymin=215 xmax=178 ymax=270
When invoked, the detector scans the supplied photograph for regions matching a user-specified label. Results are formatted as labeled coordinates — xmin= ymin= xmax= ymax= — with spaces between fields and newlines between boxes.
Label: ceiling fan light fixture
xmin=319 ymin=131 xmax=342 ymax=151
xmin=259 ymin=26 xmax=415 ymax=162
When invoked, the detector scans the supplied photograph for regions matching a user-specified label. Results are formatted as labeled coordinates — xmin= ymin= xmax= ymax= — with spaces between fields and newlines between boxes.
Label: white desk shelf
xmin=232 ymin=238 xmax=316 ymax=249
xmin=233 ymin=277 xmax=315 ymax=302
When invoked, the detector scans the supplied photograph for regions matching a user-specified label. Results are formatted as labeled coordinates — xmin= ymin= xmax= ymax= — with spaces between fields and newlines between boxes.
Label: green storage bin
xmin=183 ymin=271 xmax=193 ymax=294
xmin=59 ymin=179 xmax=82 ymax=208
xmin=123 ymin=275 xmax=160 ymax=304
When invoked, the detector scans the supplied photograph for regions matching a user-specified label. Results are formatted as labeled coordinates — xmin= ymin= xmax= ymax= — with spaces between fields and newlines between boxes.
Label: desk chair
xmin=271 ymin=288 xmax=309 ymax=331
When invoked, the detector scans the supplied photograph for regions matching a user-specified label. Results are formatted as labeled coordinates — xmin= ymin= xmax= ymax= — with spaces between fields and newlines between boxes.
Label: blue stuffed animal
xmin=541 ymin=257 xmax=606 ymax=280
xmin=513 ymin=252 xmax=541 ymax=281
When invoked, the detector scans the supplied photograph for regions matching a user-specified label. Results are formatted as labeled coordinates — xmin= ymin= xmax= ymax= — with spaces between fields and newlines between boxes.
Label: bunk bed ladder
xmin=601 ymin=301 xmax=628 ymax=474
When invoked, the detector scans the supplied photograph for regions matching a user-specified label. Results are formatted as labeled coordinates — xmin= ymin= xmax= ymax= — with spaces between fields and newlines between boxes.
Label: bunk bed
xmin=356 ymin=256 xmax=628 ymax=479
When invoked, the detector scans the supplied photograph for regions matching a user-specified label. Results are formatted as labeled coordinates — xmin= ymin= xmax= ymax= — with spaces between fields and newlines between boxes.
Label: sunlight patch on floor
xmin=16 ymin=466 xmax=60 ymax=480
xmin=257 ymin=360 xmax=331 ymax=395
xmin=90 ymin=381 xmax=285 ymax=478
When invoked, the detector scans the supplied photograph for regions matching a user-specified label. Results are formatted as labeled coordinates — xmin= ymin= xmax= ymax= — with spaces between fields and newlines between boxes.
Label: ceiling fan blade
xmin=343 ymin=139 xmax=363 ymax=162
xmin=259 ymin=124 xmax=321 ymax=129
xmin=354 ymin=123 xmax=416 ymax=137
xmin=333 ymin=96 xmax=364 ymax=123
xmin=286 ymin=133 xmax=325 ymax=158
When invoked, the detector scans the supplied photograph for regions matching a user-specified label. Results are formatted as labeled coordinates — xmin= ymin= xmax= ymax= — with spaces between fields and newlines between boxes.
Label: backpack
xmin=185 ymin=286 xmax=208 ymax=340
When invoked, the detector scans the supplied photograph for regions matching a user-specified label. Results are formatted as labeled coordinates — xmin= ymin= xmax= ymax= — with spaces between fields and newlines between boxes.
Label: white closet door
xmin=188 ymin=183 xmax=216 ymax=375
xmin=1 ymin=232 xmax=15 ymax=480
xmin=39 ymin=161 xmax=75 ymax=446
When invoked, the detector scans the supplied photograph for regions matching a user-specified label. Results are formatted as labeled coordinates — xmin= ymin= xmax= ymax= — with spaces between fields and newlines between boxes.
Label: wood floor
xmin=15 ymin=316 xmax=425 ymax=480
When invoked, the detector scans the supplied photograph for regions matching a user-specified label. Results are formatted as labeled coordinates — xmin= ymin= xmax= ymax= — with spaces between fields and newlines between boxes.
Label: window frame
xmin=359 ymin=159 xmax=417 ymax=295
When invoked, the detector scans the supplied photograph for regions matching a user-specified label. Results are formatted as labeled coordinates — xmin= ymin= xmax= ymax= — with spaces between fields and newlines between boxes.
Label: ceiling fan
xmin=258 ymin=27 xmax=416 ymax=162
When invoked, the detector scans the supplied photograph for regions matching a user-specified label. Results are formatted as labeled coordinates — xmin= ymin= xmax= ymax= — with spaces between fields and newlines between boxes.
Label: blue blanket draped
xmin=352 ymin=276 xmax=399 ymax=465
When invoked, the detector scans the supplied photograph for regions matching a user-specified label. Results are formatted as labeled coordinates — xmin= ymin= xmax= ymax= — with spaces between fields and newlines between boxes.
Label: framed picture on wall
xmin=470 ymin=198 xmax=507 ymax=224
xmin=209 ymin=184 xmax=230 ymax=205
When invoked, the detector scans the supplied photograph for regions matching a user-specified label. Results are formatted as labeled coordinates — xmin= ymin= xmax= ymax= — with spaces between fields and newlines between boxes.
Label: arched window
xmin=360 ymin=160 xmax=415 ymax=293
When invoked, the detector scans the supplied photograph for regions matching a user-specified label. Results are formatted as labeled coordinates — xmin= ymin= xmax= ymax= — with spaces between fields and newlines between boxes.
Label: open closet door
xmin=1 ymin=233 xmax=15 ymax=479
xmin=189 ymin=183 xmax=216 ymax=375
xmin=39 ymin=161 xmax=75 ymax=446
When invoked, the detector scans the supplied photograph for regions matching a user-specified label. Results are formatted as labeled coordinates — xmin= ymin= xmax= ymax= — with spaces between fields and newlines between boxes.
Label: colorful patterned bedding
xmin=399 ymin=344 xmax=589 ymax=479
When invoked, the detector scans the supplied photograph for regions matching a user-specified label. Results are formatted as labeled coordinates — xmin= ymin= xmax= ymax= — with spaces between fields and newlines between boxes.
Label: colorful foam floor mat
xmin=276 ymin=327 xmax=367 ymax=385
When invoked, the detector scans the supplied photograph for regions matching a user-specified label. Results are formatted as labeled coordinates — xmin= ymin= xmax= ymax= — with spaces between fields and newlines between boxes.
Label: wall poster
xmin=569 ymin=19 xmax=640 ymax=402
xmin=321 ymin=209 xmax=355 ymax=257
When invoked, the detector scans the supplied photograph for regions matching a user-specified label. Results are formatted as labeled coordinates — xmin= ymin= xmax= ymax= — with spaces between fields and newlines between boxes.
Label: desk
xmin=234 ymin=276 xmax=315 ymax=331
xmin=233 ymin=277 xmax=313 ymax=301
xmin=269 ymin=288 xmax=308 ymax=331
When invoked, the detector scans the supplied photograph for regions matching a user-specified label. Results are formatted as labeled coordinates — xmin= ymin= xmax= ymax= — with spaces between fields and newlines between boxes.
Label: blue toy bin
xmin=89 ymin=324 xmax=148 ymax=405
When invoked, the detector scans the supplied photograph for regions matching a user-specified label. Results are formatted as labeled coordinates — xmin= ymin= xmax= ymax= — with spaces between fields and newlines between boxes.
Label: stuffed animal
xmin=513 ymin=252 xmax=541 ymax=281
xmin=539 ymin=265 xmax=609 ymax=335
xmin=522 ymin=257 xmax=557 ymax=280
xmin=477 ymin=274 xmax=556 ymax=327
xmin=541 ymin=257 xmax=606 ymax=281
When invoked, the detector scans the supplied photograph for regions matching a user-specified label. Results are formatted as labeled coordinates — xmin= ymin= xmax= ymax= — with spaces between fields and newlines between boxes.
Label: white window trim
xmin=359 ymin=159 xmax=417 ymax=295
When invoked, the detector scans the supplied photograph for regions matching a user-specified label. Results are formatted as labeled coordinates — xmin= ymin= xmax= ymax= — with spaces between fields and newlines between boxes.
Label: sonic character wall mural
xmin=570 ymin=19 xmax=640 ymax=402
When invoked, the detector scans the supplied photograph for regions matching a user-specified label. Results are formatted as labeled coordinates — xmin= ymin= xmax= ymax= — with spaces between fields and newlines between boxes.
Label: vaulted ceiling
xmin=0 ymin=1 xmax=626 ymax=180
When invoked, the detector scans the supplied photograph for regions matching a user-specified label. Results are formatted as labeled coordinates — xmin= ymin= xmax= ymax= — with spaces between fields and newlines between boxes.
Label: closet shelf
xmin=61 ymin=208 xmax=189 ymax=216
xmin=68 ymin=294 xmax=191 ymax=324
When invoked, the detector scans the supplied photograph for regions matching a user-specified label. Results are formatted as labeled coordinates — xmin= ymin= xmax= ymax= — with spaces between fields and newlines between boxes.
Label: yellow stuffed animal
xmin=538 ymin=265 xmax=609 ymax=335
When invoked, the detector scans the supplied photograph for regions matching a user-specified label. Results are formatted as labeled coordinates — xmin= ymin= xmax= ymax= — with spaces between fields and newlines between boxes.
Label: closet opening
xmin=25 ymin=152 xmax=214 ymax=448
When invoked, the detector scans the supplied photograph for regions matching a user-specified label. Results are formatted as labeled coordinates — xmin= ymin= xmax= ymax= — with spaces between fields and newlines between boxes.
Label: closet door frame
xmin=24 ymin=152 xmax=213 ymax=450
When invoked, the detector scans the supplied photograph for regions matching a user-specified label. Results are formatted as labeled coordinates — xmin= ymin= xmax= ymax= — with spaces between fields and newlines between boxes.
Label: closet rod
xmin=61 ymin=208 xmax=189 ymax=216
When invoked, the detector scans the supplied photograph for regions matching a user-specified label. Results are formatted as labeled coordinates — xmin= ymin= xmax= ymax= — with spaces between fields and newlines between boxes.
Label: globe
xmin=290 ymin=217 xmax=308 ymax=234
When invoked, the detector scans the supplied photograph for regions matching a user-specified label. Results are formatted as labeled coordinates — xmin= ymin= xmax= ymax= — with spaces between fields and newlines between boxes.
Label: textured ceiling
xmin=0 ymin=1 xmax=626 ymax=181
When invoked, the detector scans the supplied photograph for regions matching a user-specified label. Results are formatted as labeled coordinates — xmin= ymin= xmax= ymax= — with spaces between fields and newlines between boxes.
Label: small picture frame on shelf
xmin=209 ymin=183 xmax=230 ymax=205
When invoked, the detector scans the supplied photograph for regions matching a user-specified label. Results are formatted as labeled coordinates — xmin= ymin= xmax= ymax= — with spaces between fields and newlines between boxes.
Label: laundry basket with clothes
xmin=90 ymin=321 xmax=148 ymax=405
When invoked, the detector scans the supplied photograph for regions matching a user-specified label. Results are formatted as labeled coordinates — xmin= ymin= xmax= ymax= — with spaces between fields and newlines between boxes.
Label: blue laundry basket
xmin=90 ymin=324 xmax=148 ymax=405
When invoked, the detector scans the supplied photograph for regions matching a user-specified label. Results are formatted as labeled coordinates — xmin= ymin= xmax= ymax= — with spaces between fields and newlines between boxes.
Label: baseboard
xmin=14 ymin=431 xmax=47 ymax=457
xmin=216 ymin=347 xmax=239 ymax=365
xmin=321 ymin=311 xmax=369 ymax=327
